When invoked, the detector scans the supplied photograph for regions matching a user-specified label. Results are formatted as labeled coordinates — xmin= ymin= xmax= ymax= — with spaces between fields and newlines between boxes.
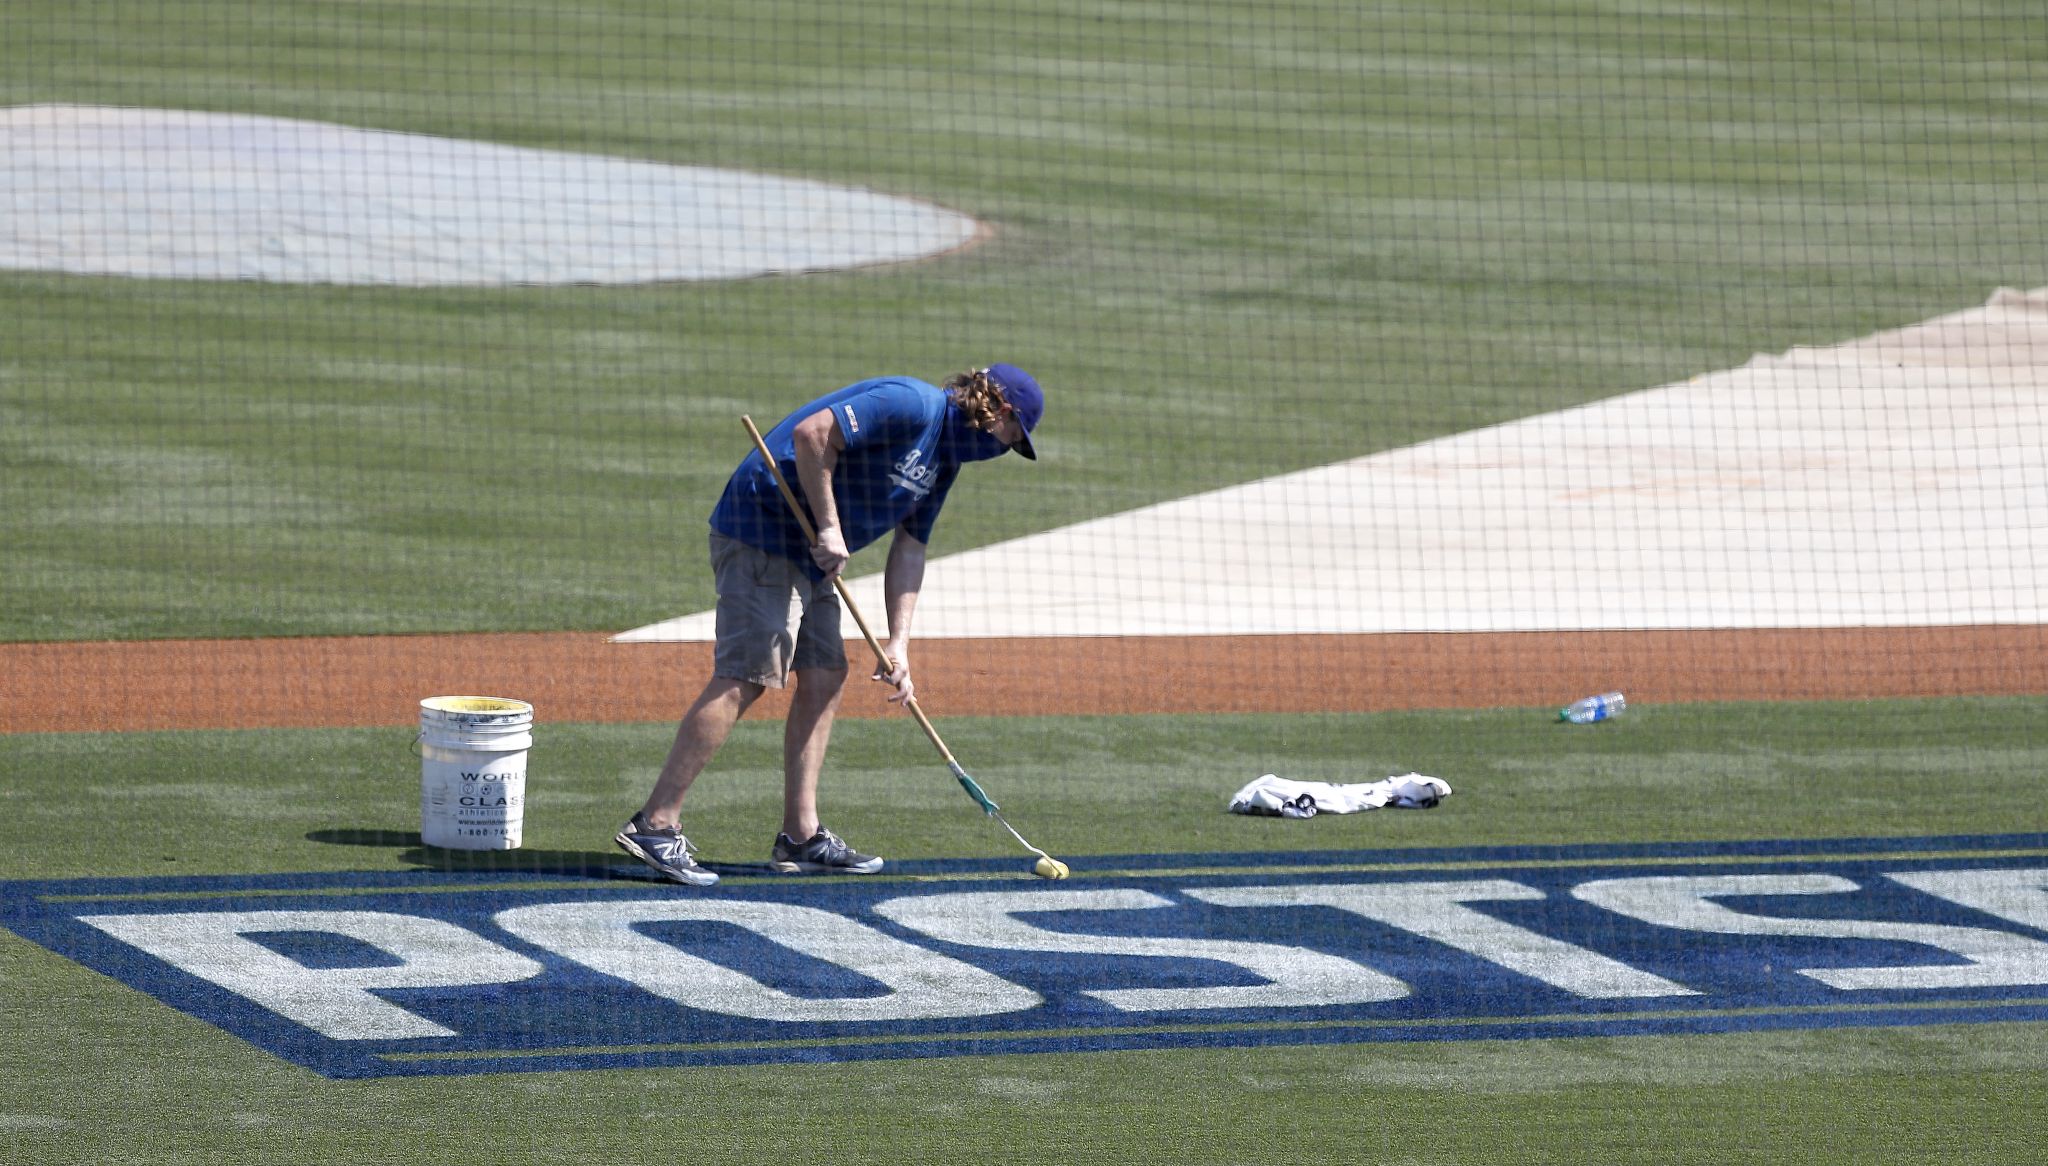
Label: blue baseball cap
xmin=984 ymin=363 xmax=1043 ymax=460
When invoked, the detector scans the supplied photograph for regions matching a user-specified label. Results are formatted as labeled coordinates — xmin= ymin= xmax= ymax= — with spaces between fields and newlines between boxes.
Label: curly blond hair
xmin=942 ymin=368 xmax=1009 ymax=431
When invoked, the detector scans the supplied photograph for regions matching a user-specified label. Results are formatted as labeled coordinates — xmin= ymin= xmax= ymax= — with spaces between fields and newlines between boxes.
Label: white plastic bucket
xmin=418 ymin=696 xmax=533 ymax=850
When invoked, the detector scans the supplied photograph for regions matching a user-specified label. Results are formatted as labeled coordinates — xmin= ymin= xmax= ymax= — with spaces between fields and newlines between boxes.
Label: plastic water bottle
xmin=1559 ymin=692 xmax=1626 ymax=724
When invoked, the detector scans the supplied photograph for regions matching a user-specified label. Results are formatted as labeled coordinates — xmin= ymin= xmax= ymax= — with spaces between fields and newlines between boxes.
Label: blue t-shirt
xmin=710 ymin=377 xmax=1010 ymax=576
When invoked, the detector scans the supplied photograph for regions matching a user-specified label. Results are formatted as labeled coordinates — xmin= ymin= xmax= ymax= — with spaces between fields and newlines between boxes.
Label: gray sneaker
xmin=614 ymin=815 xmax=719 ymax=886
xmin=770 ymin=827 xmax=884 ymax=875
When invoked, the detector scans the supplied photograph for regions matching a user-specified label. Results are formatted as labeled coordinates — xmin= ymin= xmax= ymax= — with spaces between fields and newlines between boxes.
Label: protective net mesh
xmin=2 ymin=3 xmax=2046 ymax=1153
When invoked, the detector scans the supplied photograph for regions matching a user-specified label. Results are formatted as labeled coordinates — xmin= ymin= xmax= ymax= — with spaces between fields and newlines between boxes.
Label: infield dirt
xmin=4 ymin=625 xmax=2042 ymax=733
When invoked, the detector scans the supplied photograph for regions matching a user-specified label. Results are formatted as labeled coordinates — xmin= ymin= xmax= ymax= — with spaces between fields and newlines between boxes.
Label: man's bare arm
xmin=791 ymin=409 xmax=849 ymax=576
xmin=874 ymin=525 xmax=927 ymax=704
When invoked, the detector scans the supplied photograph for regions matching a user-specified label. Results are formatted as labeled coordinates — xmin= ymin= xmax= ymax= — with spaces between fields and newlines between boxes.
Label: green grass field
xmin=5 ymin=1 xmax=2046 ymax=638
xmin=4 ymin=1 xmax=2047 ymax=1162
xmin=5 ymin=700 xmax=2048 ymax=1163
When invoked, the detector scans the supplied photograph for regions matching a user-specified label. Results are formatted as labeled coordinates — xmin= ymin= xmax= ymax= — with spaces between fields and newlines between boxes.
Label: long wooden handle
xmin=740 ymin=415 xmax=959 ymax=765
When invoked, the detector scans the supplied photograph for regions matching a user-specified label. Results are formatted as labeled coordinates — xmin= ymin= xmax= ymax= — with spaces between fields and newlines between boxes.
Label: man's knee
xmin=793 ymin=665 xmax=849 ymax=703
xmin=700 ymin=675 xmax=766 ymax=715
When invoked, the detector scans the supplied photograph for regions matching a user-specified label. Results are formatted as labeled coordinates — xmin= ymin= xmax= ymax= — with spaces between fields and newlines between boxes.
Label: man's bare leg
xmin=780 ymin=665 xmax=848 ymax=840
xmin=638 ymin=676 xmax=762 ymax=829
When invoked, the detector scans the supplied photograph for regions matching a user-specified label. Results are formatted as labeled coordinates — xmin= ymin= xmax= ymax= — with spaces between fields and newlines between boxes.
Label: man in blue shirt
xmin=615 ymin=365 xmax=1045 ymax=886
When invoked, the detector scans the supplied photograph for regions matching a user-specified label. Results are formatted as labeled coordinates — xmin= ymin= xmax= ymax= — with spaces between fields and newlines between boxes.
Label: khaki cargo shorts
xmin=709 ymin=532 xmax=846 ymax=688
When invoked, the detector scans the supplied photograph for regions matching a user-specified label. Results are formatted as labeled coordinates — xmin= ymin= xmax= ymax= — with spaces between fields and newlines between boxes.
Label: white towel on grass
xmin=1228 ymin=773 xmax=1451 ymax=818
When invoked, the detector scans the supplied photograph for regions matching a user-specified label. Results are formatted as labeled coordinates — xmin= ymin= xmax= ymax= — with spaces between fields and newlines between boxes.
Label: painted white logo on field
xmin=79 ymin=910 xmax=544 ymax=1039
xmin=11 ymin=840 xmax=2048 ymax=1077
xmin=877 ymin=888 xmax=1407 ymax=1010
xmin=1574 ymin=871 xmax=2048 ymax=990
xmin=493 ymin=899 xmax=1038 ymax=1023
xmin=68 ymin=868 xmax=2048 ymax=1039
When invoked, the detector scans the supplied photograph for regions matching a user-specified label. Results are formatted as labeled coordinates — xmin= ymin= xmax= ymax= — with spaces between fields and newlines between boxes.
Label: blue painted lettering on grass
xmin=4 ymin=834 xmax=2048 ymax=1078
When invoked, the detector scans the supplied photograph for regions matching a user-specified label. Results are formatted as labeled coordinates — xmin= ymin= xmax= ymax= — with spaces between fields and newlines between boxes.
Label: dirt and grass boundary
xmin=5 ymin=625 xmax=2042 ymax=734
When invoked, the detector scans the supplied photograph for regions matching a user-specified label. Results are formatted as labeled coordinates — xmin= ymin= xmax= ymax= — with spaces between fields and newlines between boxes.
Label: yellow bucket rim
xmin=420 ymin=696 xmax=532 ymax=715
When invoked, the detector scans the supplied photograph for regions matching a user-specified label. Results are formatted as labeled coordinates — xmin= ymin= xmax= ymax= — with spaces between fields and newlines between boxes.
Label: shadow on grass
xmin=305 ymin=828 xmax=639 ymax=879
xmin=304 ymin=828 xmax=780 ymax=881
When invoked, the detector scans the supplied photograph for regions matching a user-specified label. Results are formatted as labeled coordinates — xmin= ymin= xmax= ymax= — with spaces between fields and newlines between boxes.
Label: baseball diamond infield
xmin=6 ymin=291 xmax=2043 ymax=734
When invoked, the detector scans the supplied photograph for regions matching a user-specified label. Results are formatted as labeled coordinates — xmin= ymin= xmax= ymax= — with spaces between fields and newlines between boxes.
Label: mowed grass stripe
xmin=5 ymin=2 xmax=2046 ymax=640
xmin=4 ymin=702 xmax=2046 ymax=1156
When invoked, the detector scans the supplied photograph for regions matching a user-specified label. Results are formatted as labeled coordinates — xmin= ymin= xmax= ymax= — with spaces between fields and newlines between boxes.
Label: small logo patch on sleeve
xmin=841 ymin=404 xmax=860 ymax=434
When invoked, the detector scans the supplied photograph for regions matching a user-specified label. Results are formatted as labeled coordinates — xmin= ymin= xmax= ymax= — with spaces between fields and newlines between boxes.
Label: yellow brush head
xmin=1032 ymin=856 xmax=1070 ymax=880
